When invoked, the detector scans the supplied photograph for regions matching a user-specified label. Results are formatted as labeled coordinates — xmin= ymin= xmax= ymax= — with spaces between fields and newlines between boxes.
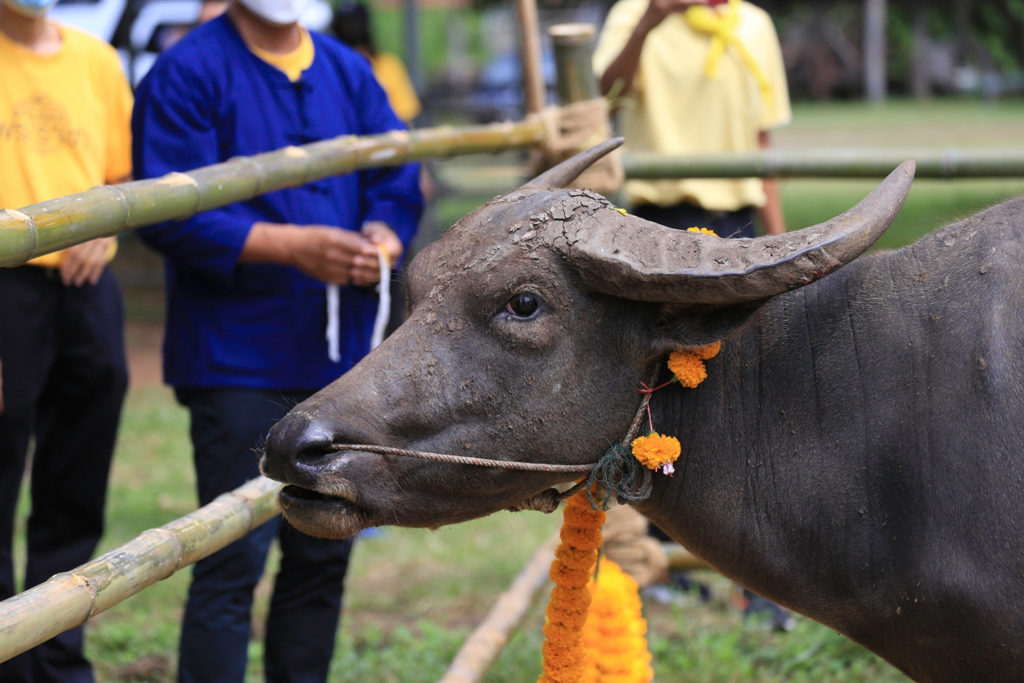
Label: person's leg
xmin=0 ymin=267 xmax=57 ymax=683
xmin=264 ymin=524 xmax=353 ymax=682
xmin=175 ymin=388 xmax=296 ymax=683
xmin=21 ymin=270 xmax=128 ymax=683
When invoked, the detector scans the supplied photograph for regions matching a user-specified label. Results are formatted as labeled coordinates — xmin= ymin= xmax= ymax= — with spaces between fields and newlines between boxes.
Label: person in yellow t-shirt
xmin=331 ymin=1 xmax=422 ymax=124
xmin=593 ymin=0 xmax=791 ymax=238
xmin=594 ymin=0 xmax=797 ymax=633
xmin=0 ymin=0 xmax=132 ymax=678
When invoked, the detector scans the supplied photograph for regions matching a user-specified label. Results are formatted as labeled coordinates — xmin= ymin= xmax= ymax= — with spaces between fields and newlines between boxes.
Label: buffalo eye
xmin=505 ymin=292 xmax=541 ymax=319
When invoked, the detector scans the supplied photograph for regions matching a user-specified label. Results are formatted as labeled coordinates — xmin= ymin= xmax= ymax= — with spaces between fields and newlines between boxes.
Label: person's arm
xmin=757 ymin=130 xmax=785 ymax=235
xmin=599 ymin=0 xmax=707 ymax=98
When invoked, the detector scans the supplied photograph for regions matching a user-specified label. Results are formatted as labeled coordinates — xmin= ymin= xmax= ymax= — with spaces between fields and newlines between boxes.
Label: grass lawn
xmin=10 ymin=97 xmax=1023 ymax=680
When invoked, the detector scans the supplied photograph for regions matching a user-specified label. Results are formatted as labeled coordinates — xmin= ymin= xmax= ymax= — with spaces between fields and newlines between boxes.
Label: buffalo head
xmin=261 ymin=139 xmax=914 ymax=539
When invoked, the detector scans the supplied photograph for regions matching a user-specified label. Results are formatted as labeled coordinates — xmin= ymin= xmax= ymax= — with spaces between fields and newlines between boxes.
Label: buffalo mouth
xmin=277 ymin=484 xmax=369 ymax=539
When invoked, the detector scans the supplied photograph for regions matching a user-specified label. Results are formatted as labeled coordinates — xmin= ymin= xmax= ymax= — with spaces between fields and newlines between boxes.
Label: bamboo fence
xmin=0 ymin=119 xmax=545 ymax=268
xmin=622 ymin=147 xmax=1024 ymax=179
xmin=0 ymin=476 xmax=281 ymax=662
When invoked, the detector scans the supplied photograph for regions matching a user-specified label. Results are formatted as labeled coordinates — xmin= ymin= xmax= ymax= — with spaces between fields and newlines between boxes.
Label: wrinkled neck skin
xmin=634 ymin=233 xmax=1024 ymax=680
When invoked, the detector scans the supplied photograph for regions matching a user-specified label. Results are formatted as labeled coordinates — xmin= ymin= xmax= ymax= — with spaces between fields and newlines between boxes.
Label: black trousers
xmin=632 ymin=201 xmax=758 ymax=239
xmin=0 ymin=266 xmax=127 ymax=683
xmin=174 ymin=388 xmax=354 ymax=683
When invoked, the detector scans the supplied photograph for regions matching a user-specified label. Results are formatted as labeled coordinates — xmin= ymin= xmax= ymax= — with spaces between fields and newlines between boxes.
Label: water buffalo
xmin=261 ymin=140 xmax=1024 ymax=681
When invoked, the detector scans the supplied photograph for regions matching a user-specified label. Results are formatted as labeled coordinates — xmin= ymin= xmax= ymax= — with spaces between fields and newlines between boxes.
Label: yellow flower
xmin=580 ymin=560 xmax=654 ymax=682
xmin=686 ymin=226 xmax=718 ymax=236
xmin=631 ymin=432 xmax=681 ymax=474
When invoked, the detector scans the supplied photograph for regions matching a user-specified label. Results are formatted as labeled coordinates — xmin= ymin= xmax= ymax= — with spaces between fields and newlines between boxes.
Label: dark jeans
xmin=0 ymin=266 xmax=128 ymax=683
xmin=632 ymin=201 xmax=758 ymax=239
xmin=174 ymin=388 xmax=354 ymax=683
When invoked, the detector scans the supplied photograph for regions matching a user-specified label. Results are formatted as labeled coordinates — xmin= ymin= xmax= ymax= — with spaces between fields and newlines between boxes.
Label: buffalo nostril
xmin=265 ymin=411 xmax=335 ymax=470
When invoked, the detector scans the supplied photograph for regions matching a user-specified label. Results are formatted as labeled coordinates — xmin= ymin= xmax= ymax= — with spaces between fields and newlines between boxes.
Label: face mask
xmin=1 ymin=0 xmax=59 ymax=19
xmin=236 ymin=0 xmax=311 ymax=25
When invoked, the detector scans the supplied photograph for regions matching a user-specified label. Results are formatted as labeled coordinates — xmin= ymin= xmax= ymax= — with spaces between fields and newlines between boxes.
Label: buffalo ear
xmin=647 ymin=301 xmax=765 ymax=357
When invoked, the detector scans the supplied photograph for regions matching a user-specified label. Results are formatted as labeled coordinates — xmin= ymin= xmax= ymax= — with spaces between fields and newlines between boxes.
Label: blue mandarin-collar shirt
xmin=133 ymin=15 xmax=423 ymax=391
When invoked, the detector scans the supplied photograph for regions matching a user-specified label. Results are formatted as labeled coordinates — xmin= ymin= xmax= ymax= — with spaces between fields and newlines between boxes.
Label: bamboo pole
xmin=549 ymin=23 xmax=599 ymax=104
xmin=0 ymin=476 xmax=282 ymax=662
xmin=0 ymin=119 xmax=545 ymax=268
xmin=623 ymin=148 xmax=1024 ymax=179
xmin=440 ymin=532 xmax=558 ymax=683
xmin=516 ymin=0 xmax=546 ymax=116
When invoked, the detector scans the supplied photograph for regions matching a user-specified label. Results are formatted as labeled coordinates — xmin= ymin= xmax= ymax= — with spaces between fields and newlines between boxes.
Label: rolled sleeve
xmin=132 ymin=59 xmax=254 ymax=284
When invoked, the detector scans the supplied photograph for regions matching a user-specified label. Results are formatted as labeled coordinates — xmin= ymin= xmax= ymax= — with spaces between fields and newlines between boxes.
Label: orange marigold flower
xmin=550 ymin=561 xmax=594 ymax=588
xmin=555 ymin=544 xmax=598 ymax=568
xmin=667 ymin=349 xmax=708 ymax=388
xmin=686 ymin=226 xmax=718 ymax=236
xmin=563 ymin=497 xmax=606 ymax=529
xmin=551 ymin=584 xmax=589 ymax=605
xmin=559 ymin=525 xmax=603 ymax=550
xmin=631 ymin=432 xmax=681 ymax=473
xmin=690 ymin=339 xmax=722 ymax=360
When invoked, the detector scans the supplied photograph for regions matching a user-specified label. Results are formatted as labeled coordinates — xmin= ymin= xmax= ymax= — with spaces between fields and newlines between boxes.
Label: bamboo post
xmin=0 ymin=476 xmax=282 ymax=662
xmin=516 ymin=0 xmax=546 ymax=116
xmin=622 ymin=148 xmax=1024 ymax=179
xmin=440 ymin=532 xmax=559 ymax=683
xmin=548 ymin=23 xmax=599 ymax=105
xmin=0 ymin=119 xmax=546 ymax=268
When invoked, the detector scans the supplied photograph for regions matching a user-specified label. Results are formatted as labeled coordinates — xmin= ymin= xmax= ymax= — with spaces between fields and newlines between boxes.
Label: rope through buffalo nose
xmin=327 ymin=444 xmax=596 ymax=473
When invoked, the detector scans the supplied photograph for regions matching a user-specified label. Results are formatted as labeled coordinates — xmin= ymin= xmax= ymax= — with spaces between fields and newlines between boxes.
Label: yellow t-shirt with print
xmin=0 ymin=22 xmax=133 ymax=267
xmin=593 ymin=0 xmax=791 ymax=211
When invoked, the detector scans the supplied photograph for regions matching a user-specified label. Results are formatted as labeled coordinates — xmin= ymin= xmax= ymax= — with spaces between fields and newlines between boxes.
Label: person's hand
xmin=352 ymin=221 xmax=403 ymax=287
xmin=59 ymin=237 xmax=113 ymax=287
xmin=285 ymin=225 xmax=377 ymax=285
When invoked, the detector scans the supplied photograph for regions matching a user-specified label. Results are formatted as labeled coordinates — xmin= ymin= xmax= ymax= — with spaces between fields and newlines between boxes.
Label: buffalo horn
xmin=521 ymin=137 xmax=625 ymax=189
xmin=559 ymin=160 xmax=916 ymax=304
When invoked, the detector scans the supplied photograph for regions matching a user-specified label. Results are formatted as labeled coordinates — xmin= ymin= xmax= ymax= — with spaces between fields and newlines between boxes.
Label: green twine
xmin=585 ymin=443 xmax=653 ymax=510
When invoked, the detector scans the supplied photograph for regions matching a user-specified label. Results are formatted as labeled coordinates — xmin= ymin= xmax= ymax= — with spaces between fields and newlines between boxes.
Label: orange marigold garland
xmin=539 ymin=492 xmax=654 ymax=683
xmin=539 ymin=490 xmax=606 ymax=683
xmin=539 ymin=295 xmax=723 ymax=681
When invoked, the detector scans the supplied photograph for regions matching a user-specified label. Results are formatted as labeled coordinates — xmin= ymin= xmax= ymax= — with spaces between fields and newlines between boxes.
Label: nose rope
xmin=326 ymin=371 xmax=657 ymax=513
xmin=327 ymin=443 xmax=597 ymax=474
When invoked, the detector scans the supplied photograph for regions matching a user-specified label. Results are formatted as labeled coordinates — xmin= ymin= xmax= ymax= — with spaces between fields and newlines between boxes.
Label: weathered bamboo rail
xmin=623 ymin=148 xmax=1024 ymax=179
xmin=0 ymin=119 xmax=545 ymax=268
xmin=0 ymin=476 xmax=281 ymax=662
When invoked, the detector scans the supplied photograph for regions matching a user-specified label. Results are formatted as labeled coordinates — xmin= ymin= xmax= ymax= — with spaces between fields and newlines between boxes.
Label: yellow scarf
xmin=684 ymin=0 xmax=772 ymax=104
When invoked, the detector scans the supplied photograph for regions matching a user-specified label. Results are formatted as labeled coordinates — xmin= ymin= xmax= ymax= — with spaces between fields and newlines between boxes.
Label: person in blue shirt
xmin=132 ymin=1 xmax=423 ymax=680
